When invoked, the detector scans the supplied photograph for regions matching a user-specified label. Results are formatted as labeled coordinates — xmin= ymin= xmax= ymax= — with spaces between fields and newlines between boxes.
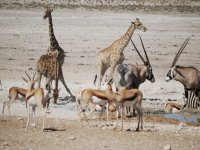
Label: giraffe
xmin=94 ymin=18 xmax=147 ymax=88
xmin=43 ymin=7 xmax=65 ymax=64
xmin=36 ymin=7 xmax=74 ymax=102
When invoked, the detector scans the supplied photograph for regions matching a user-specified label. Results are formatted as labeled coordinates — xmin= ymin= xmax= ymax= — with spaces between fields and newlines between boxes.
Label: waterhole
xmin=164 ymin=113 xmax=200 ymax=123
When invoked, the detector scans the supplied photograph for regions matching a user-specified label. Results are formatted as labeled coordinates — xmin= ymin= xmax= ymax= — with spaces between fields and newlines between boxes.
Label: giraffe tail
xmin=93 ymin=74 xmax=97 ymax=85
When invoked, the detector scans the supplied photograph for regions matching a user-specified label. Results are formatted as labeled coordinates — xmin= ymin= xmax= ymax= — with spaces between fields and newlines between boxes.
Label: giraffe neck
xmin=48 ymin=14 xmax=59 ymax=49
xmin=117 ymin=23 xmax=136 ymax=53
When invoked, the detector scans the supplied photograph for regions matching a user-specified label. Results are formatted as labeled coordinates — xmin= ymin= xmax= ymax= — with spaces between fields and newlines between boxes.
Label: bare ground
xmin=1 ymin=115 xmax=200 ymax=150
xmin=0 ymin=7 xmax=200 ymax=150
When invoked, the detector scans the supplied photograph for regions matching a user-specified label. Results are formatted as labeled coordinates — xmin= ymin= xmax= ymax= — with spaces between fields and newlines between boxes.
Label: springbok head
xmin=131 ymin=18 xmax=147 ymax=32
xmin=22 ymin=71 xmax=39 ymax=90
xmin=165 ymin=37 xmax=190 ymax=82
xmin=43 ymin=6 xmax=53 ymax=19
xmin=128 ymin=34 xmax=155 ymax=83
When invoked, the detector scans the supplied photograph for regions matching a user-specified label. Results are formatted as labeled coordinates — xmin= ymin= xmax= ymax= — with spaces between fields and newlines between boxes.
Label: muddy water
xmin=144 ymin=108 xmax=200 ymax=124
xmin=164 ymin=113 xmax=200 ymax=123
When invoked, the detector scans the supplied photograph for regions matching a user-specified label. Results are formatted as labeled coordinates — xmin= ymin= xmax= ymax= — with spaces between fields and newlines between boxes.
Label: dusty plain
xmin=0 ymin=7 xmax=200 ymax=150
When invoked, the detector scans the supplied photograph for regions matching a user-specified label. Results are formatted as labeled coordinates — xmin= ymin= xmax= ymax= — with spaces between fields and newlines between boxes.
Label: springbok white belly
xmin=91 ymin=96 xmax=107 ymax=105
xmin=17 ymin=95 xmax=25 ymax=102
xmin=28 ymin=97 xmax=37 ymax=107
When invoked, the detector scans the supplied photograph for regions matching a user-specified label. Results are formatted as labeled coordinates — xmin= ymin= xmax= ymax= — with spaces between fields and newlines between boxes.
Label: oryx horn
xmin=127 ymin=34 xmax=146 ymax=64
xmin=171 ymin=37 xmax=190 ymax=67
xmin=138 ymin=34 xmax=150 ymax=65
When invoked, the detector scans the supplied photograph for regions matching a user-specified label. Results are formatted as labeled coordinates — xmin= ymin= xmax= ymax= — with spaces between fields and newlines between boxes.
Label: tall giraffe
xmin=36 ymin=7 xmax=74 ymax=102
xmin=95 ymin=18 xmax=147 ymax=88
xmin=43 ymin=7 xmax=65 ymax=65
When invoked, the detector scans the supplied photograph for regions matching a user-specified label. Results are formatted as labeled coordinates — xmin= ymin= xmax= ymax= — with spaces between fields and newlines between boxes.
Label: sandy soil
xmin=0 ymin=8 xmax=200 ymax=150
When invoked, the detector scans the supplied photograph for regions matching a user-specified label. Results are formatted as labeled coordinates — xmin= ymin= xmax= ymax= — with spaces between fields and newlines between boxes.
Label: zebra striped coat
xmin=184 ymin=89 xmax=200 ymax=109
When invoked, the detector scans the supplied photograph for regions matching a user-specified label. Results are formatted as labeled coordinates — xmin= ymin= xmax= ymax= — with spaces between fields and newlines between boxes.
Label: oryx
xmin=113 ymin=35 xmax=155 ymax=116
xmin=165 ymin=37 xmax=200 ymax=109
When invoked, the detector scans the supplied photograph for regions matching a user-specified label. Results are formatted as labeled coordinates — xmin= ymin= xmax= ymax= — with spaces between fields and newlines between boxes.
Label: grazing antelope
xmin=165 ymin=37 xmax=200 ymax=109
xmin=113 ymin=35 xmax=155 ymax=116
xmin=2 ymin=87 xmax=27 ymax=116
xmin=105 ymin=82 xmax=143 ymax=131
xmin=94 ymin=18 xmax=147 ymax=88
xmin=77 ymin=83 xmax=118 ymax=126
xmin=23 ymin=72 xmax=51 ymax=131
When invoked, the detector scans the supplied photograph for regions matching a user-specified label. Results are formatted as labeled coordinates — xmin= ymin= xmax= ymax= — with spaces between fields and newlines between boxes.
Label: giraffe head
xmin=131 ymin=18 xmax=147 ymax=32
xmin=43 ymin=7 xmax=53 ymax=19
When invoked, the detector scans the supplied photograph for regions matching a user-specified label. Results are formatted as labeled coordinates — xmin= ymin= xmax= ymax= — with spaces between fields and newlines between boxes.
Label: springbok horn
xmin=25 ymin=71 xmax=31 ymax=81
xmin=138 ymin=34 xmax=150 ymax=65
xmin=32 ymin=72 xmax=36 ymax=81
xmin=171 ymin=37 xmax=190 ymax=67
xmin=22 ymin=77 xmax=28 ymax=83
xmin=127 ymin=34 xmax=146 ymax=64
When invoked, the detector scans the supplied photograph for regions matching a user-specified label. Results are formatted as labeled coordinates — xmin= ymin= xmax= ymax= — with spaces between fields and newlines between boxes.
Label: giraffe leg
xmin=59 ymin=74 xmax=73 ymax=97
xmin=45 ymin=78 xmax=52 ymax=90
xmin=37 ymin=74 xmax=42 ymax=88
xmin=108 ymin=63 xmax=118 ymax=81
xmin=97 ymin=64 xmax=107 ymax=89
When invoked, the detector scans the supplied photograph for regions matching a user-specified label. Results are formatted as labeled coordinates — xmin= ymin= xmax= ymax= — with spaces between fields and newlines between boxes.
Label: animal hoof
xmin=126 ymin=129 xmax=131 ymax=131
xmin=45 ymin=110 xmax=51 ymax=114
xmin=105 ymin=124 xmax=109 ymax=127
xmin=135 ymin=128 xmax=139 ymax=132
xmin=69 ymin=96 xmax=76 ymax=102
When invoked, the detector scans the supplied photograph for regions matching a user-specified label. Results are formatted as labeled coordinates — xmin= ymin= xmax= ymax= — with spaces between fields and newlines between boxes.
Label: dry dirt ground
xmin=0 ymin=8 xmax=200 ymax=150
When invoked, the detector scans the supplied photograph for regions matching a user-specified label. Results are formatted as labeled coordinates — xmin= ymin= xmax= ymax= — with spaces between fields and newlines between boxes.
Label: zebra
xmin=184 ymin=90 xmax=200 ymax=109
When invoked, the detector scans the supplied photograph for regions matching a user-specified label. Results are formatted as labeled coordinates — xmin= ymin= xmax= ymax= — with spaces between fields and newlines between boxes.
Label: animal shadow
xmin=43 ymin=127 xmax=66 ymax=132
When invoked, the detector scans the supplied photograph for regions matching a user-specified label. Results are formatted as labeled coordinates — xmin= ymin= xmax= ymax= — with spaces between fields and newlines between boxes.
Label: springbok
xmin=164 ymin=102 xmax=182 ymax=113
xmin=165 ymin=37 xmax=200 ymax=109
xmin=113 ymin=35 xmax=155 ymax=116
xmin=23 ymin=71 xmax=52 ymax=131
xmin=105 ymin=82 xmax=143 ymax=131
xmin=77 ymin=80 xmax=118 ymax=126
xmin=2 ymin=87 xmax=27 ymax=116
